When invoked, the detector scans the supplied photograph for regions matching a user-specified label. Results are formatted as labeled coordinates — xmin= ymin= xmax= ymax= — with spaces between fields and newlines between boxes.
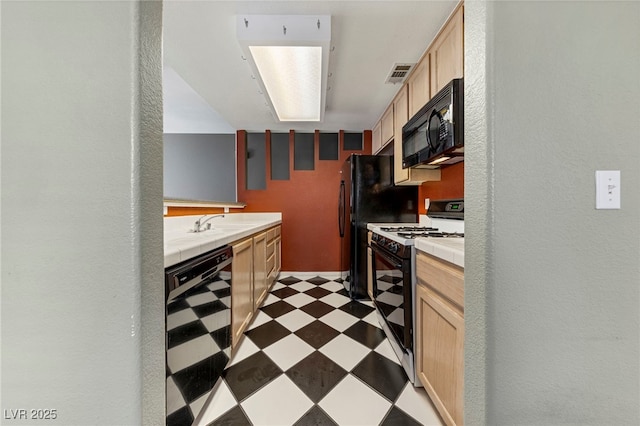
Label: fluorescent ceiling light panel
xmin=249 ymin=46 xmax=322 ymax=121
xmin=237 ymin=15 xmax=331 ymax=122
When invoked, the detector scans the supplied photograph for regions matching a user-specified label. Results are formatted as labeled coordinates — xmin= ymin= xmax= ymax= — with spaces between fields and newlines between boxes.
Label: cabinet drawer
xmin=267 ymin=240 xmax=275 ymax=258
xmin=416 ymin=251 xmax=464 ymax=311
xmin=267 ymin=228 xmax=276 ymax=241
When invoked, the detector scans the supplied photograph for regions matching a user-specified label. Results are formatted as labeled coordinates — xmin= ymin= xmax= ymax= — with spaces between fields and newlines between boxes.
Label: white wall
xmin=465 ymin=1 xmax=640 ymax=424
xmin=1 ymin=1 xmax=164 ymax=424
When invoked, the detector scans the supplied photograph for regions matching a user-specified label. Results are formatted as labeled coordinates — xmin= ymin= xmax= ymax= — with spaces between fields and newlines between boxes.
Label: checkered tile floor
xmin=168 ymin=275 xmax=443 ymax=426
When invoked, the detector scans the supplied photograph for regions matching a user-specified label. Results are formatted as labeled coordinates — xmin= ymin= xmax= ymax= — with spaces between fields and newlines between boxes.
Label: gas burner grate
xmin=396 ymin=231 xmax=464 ymax=239
xmin=380 ymin=226 xmax=438 ymax=232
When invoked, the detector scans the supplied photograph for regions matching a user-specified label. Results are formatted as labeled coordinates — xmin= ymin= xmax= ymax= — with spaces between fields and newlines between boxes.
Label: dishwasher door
xmin=165 ymin=245 xmax=233 ymax=425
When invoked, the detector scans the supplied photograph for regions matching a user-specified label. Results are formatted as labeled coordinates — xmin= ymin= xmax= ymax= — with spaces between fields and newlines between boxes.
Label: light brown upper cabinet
xmin=372 ymin=120 xmax=382 ymax=154
xmin=407 ymin=58 xmax=431 ymax=119
xmin=429 ymin=5 xmax=464 ymax=96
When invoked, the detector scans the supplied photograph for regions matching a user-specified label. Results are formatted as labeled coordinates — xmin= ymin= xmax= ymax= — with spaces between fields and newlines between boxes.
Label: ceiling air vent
xmin=384 ymin=63 xmax=415 ymax=84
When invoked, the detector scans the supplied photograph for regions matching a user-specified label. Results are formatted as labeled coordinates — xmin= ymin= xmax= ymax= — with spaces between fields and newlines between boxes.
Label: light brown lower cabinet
xmin=231 ymin=237 xmax=253 ymax=348
xmin=416 ymin=251 xmax=464 ymax=426
xmin=231 ymin=225 xmax=282 ymax=349
xmin=252 ymin=231 xmax=268 ymax=310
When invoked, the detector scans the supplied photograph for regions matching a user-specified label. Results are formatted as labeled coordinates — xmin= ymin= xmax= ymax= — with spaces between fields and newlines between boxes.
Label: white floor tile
xmin=377 ymin=291 xmax=403 ymax=307
xmin=263 ymin=334 xmax=315 ymax=371
xmin=241 ymin=375 xmax=313 ymax=426
xmin=166 ymin=376 xmax=185 ymax=415
xmin=261 ymin=293 xmax=280 ymax=306
xmin=319 ymin=334 xmax=370 ymax=372
xmin=288 ymin=281 xmax=315 ymax=293
xmin=275 ymin=309 xmax=315 ymax=332
xmin=319 ymin=281 xmax=344 ymax=292
xmin=318 ymin=309 xmax=358 ymax=332
xmin=319 ymin=292 xmax=350 ymax=308
xmin=200 ymin=310 xmax=230 ymax=333
xmin=206 ymin=280 xmax=229 ymax=292
xmin=185 ymin=291 xmax=217 ymax=307
xmin=167 ymin=335 xmax=220 ymax=373
xmin=362 ymin=310 xmax=381 ymax=328
xmin=395 ymin=383 xmax=444 ymax=426
xmin=319 ymin=374 xmax=391 ymax=425
xmin=167 ymin=308 xmax=198 ymax=331
xmin=374 ymin=338 xmax=401 ymax=365
xmin=271 ymin=282 xmax=285 ymax=291
xmin=189 ymin=390 xmax=212 ymax=423
xmin=219 ymin=295 xmax=231 ymax=308
xmin=194 ymin=380 xmax=238 ymax=426
xmin=247 ymin=310 xmax=272 ymax=330
xmin=283 ymin=292 xmax=316 ymax=308
xmin=227 ymin=337 xmax=259 ymax=367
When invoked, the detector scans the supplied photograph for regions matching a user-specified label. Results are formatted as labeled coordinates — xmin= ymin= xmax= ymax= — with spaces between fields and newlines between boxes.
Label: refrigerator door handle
xmin=338 ymin=180 xmax=345 ymax=237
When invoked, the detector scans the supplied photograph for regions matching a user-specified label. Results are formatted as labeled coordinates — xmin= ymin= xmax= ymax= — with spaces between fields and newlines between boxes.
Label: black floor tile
xmin=166 ymin=405 xmax=194 ymax=426
xmin=339 ymin=300 xmax=375 ymax=318
xmin=375 ymin=300 xmax=397 ymax=317
xmin=299 ymin=300 xmax=335 ymax=318
xmin=380 ymin=406 xmax=423 ymax=426
xmin=205 ymin=405 xmax=252 ymax=426
xmin=223 ymin=351 xmax=283 ymax=402
xmin=171 ymin=353 xmax=228 ymax=403
xmin=167 ymin=320 xmax=209 ymax=349
xmin=352 ymin=352 xmax=408 ymax=402
xmin=271 ymin=286 xmax=299 ymax=299
xmin=244 ymin=320 xmax=291 ymax=349
xmin=191 ymin=299 xmax=229 ymax=318
xmin=212 ymin=286 xmax=231 ymax=299
xmin=167 ymin=298 xmax=190 ymax=315
xmin=260 ymin=300 xmax=296 ymax=318
xmin=343 ymin=321 xmax=387 ymax=349
xmin=306 ymin=276 xmax=330 ymax=285
xmin=378 ymin=274 xmax=403 ymax=284
xmin=294 ymin=320 xmax=340 ymax=349
xmin=286 ymin=351 xmax=347 ymax=402
xmin=294 ymin=405 xmax=339 ymax=426
xmin=209 ymin=325 xmax=231 ymax=352
xmin=336 ymin=288 xmax=350 ymax=298
xmin=279 ymin=276 xmax=302 ymax=285
xmin=304 ymin=286 xmax=332 ymax=299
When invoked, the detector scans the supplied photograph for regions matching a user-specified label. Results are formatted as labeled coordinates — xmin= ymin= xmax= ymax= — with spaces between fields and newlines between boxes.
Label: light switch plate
xmin=595 ymin=170 xmax=621 ymax=209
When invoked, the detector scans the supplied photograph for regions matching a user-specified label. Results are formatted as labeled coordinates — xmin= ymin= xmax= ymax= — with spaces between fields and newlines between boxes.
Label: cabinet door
xmin=430 ymin=6 xmax=464 ymax=95
xmin=231 ymin=237 xmax=253 ymax=348
xmin=253 ymin=231 xmax=268 ymax=310
xmin=381 ymin=103 xmax=394 ymax=146
xmin=416 ymin=284 xmax=464 ymax=426
xmin=372 ymin=120 xmax=382 ymax=154
xmin=407 ymin=57 xmax=430 ymax=118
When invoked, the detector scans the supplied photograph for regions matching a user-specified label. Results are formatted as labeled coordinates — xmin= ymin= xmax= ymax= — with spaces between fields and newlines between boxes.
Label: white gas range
xmin=366 ymin=199 xmax=464 ymax=386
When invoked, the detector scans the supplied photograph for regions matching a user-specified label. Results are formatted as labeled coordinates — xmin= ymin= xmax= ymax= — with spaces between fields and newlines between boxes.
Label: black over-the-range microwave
xmin=402 ymin=78 xmax=464 ymax=169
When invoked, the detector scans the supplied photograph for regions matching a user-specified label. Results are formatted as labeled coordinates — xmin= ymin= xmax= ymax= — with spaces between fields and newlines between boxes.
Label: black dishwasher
xmin=165 ymin=245 xmax=233 ymax=426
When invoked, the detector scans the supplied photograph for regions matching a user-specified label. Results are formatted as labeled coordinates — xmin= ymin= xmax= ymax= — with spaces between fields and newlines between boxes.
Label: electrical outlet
xmin=595 ymin=170 xmax=621 ymax=209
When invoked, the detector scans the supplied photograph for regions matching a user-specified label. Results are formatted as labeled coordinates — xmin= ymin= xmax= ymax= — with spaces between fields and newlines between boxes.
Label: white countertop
xmin=164 ymin=213 xmax=282 ymax=268
xmin=414 ymin=237 xmax=464 ymax=268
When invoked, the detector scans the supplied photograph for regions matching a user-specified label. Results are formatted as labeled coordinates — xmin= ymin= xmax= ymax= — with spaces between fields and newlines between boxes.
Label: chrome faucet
xmin=193 ymin=214 xmax=224 ymax=233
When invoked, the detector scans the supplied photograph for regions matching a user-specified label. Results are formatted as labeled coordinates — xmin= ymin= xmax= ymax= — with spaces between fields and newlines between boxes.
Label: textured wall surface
xmin=1 ymin=1 xmax=164 ymax=424
xmin=466 ymin=1 xmax=640 ymax=424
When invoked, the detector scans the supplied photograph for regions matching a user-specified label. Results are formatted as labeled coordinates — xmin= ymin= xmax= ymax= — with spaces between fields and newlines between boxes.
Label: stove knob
xmin=390 ymin=243 xmax=398 ymax=253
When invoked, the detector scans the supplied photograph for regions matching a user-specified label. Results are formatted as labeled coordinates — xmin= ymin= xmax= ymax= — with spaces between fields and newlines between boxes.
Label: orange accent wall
xmin=237 ymin=130 xmax=371 ymax=272
xmin=418 ymin=162 xmax=464 ymax=215
xmin=166 ymin=206 xmax=226 ymax=216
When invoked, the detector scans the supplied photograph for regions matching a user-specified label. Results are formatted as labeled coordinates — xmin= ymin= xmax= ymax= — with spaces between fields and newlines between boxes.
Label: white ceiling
xmin=163 ymin=1 xmax=459 ymax=133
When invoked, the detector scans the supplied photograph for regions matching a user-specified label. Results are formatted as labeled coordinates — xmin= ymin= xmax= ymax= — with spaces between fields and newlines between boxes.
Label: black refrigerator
xmin=338 ymin=154 xmax=418 ymax=299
